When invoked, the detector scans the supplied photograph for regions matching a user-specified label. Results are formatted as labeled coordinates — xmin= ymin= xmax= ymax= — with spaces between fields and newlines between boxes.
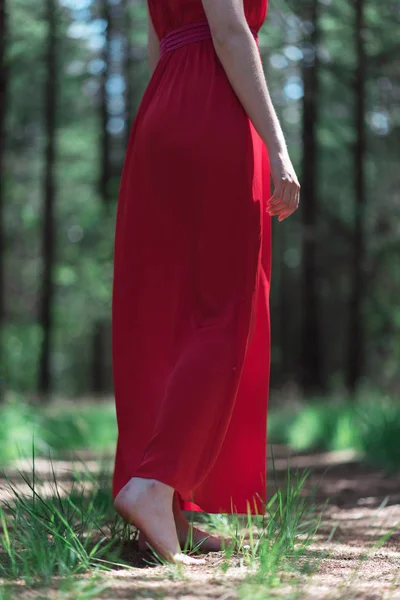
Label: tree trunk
xmin=38 ymin=0 xmax=57 ymax=399
xmin=278 ymin=226 xmax=291 ymax=380
xmin=122 ymin=0 xmax=133 ymax=148
xmin=92 ymin=0 xmax=111 ymax=395
xmin=0 ymin=0 xmax=7 ymax=401
xmin=300 ymin=0 xmax=324 ymax=392
xmin=99 ymin=0 xmax=111 ymax=207
xmin=347 ymin=0 xmax=366 ymax=391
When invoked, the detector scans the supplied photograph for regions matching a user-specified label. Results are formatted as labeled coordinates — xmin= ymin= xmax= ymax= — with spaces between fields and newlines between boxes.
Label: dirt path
xmin=285 ymin=451 xmax=400 ymax=599
xmin=1 ymin=447 xmax=399 ymax=599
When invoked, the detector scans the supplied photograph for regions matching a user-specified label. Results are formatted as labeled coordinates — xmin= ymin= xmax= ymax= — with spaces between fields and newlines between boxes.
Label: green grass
xmin=0 ymin=452 xmax=129 ymax=584
xmin=268 ymin=389 xmax=400 ymax=473
xmin=0 ymin=393 xmax=117 ymax=463
xmin=1 ymin=387 xmax=400 ymax=472
xmin=212 ymin=462 xmax=324 ymax=594
xmin=0 ymin=449 xmax=323 ymax=597
xmin=1 ymin=438 xmax=398 ymax=598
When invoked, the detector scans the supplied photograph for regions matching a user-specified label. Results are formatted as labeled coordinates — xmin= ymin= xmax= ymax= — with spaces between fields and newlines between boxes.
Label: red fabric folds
xmin=112 ymin=0 xmax=271 ymax=515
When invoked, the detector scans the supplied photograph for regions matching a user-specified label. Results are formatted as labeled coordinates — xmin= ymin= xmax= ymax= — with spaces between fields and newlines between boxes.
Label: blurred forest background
xmin=0 ymin=0 xmax=400 ymax=464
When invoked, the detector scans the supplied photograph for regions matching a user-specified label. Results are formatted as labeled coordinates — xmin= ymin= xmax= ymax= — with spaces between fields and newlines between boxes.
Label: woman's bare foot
xmin=176 ymin=517 xmax=223 ymax=553
xmin=138 ymin=492 xmax=222 ymax=554
xmin=173 ymin=493 xmax=223 ymax=553
xmin=114 ymin=477 xmax=205 ymax=565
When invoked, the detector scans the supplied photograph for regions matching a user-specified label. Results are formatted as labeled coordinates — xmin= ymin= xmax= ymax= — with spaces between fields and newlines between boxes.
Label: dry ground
xmin=1 ymin=447 xmax=399 ymax=599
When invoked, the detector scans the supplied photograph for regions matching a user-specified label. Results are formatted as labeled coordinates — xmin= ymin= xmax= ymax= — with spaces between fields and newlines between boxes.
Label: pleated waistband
xmin=160 ymin=20 xmax=258 ymax=56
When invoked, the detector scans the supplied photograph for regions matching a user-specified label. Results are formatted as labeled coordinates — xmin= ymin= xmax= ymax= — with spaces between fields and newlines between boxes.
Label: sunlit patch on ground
xmin=1 ymin=446 xmax=399 ymax=599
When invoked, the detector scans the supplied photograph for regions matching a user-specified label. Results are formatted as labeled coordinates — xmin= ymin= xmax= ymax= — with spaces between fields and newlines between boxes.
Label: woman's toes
xmin=174 ymin=553 xmax=207 ymax=565
xmin=192 ymin=529 xmax=222 ymax=553
xmin=176 ymin=520 xmax=222 ymax=553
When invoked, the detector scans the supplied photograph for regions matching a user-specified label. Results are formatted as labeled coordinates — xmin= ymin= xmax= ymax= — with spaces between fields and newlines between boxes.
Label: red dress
xmin=112 ymin=0 xmax=272 ymax=515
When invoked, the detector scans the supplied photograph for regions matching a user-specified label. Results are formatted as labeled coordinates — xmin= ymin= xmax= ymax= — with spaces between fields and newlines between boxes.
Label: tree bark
xmin=347 ymin=0 xmax=367 ymax=391
xmin=0 ymin=0 xmax=7 ymax=401
xmin=92 ymin=0 xmax=112 ymax=395
xmin=122 ymin=0 xmax=133 ymax=148
xmin=38 ymin=0 xmax=57 ymax=398
xmin=300 ymin=0 xmax=324 ymax=392
xmin=99 ymin=0 xmax=112 ymax=207
xmin=278 ymin=227 xmax=291 ymax=380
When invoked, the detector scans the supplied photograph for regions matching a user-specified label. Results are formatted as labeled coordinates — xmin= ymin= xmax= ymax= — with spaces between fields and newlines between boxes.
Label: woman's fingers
xmin=269 ymin=204 xmax=286 ymax=216
xmin=267 ymin=179 xmax=300 ymax=220
xmin=278 ymin=182 xmax=299 ymax=221
xmin=267 ymin=183 xmax=284 ymax=208
xmin=267 ymin=182 xmax=290 ymax=214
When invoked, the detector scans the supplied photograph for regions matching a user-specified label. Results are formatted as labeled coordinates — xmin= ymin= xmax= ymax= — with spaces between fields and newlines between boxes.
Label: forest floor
xmin=1 ymin=446 xmax=399 ymax=600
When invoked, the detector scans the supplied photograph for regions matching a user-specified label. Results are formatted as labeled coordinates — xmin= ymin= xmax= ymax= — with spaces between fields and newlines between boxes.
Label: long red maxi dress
xmin=112 ymin=0 xmax=272 ymax=515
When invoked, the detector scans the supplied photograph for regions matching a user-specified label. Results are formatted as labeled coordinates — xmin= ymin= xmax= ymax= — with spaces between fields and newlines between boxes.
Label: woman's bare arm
xmin=147 ymin=7 xmax=160 ymax=76
xmin=202 ymin=0 xmax=299 ymax=221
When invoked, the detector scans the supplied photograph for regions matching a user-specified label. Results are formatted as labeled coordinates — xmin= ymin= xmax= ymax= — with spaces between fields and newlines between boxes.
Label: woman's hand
xmin=267 ymin=153 xmax=300 ymax=222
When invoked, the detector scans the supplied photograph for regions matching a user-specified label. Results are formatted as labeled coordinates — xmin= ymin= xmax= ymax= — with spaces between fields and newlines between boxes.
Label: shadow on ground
xmin=1 ymin=446 xmax=399 ymax=599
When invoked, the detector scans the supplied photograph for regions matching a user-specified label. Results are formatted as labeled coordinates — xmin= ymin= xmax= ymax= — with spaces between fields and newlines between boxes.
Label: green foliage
xmin=0 ymin=395 xmax=40 ymax=462
xmin=41 ymin=401 xmax=117 ymax=453
xmin=0 ymin=449 xmax=322 ymax=595
xmin=2 ymin=0 xmax=400 ymax=396
xmin=0 ymin=394 xmax=117 ymax=463
xmin=205 ymin=464 xmax=323 ymax=596
xmin=268 ymin=391 xmax=400 ymax=473
xmin=2 ymin=391 xmax=400 ymax=472
xmin=287 ymin=402 xmax=360 ymax=452
xmin=356 ymin=394 xmax=400 ymax=473
xmin=2 ymin=326 xmax=42 ymax=393
xmin=0 ymin=457 xmax=123 ymax=583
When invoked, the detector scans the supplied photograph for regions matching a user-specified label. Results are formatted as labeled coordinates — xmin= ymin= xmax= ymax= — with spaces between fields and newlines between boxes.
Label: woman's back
xmin=148 ymin=0 xmax=267 ymax=38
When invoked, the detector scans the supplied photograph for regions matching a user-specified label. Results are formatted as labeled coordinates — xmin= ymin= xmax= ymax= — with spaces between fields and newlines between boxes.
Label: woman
xmin=112 ymin=0 xmax=300 ymax=565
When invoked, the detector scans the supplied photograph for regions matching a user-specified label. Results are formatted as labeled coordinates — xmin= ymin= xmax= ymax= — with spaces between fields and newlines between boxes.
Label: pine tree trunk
xmin=300 ymin=0 xmax=324 ymax=392
xmin=92 ymin=0 xmax=111 ymax=395
xmin=0 ymin=0 xmax=7 ymax=401
xmin=99 ymin=0 xmax=111 ymax=207
xmin=38 ymin=0 xmax=57 ymax=399
xmin=278 ymin=227 xmax=291 ymax=380
xmin=122 ymin=0 xmax=133 ymax=148
xmin=347 ymin=0 xmax=366 ymax=391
